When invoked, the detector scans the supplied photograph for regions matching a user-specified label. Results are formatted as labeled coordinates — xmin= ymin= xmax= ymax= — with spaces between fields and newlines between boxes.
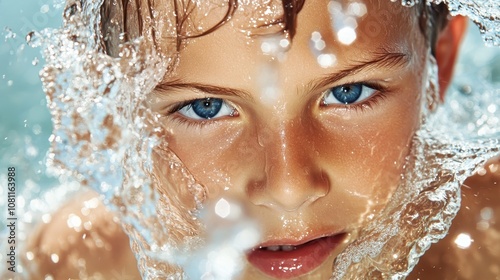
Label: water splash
xmin=3 ymin=0 xmax=499 ymax=279
xmin=332 ymin=57 xmax=500 ymax=279
xmin=428 ymin=0 xmax=500 ymax=47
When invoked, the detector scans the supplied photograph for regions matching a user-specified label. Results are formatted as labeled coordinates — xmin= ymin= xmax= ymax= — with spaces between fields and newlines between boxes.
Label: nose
xmin=247 ymin=119 xmax=330 ymax=212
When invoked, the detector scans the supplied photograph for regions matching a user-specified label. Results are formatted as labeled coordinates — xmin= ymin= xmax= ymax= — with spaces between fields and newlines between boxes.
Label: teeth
xmin=264 ymin=245 xmax=296 ymax=251
xmin=267 ymin=246 xmax=280 ymax=251
xmin=281 ymin=245 xmax=295 ymax=251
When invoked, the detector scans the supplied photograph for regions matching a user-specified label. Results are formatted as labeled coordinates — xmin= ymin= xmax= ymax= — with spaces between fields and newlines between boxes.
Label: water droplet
xmin=64 ymin=2 xmax=80 ymax=19
xmin=337 ymin=26 xmax=357 ymax=45
xmin=42 ymin=214 xmax=52 ymax=223
xmin=25 ymin=31 xmax=41 ymax=48
xmin=32 ymin=124 xmax=42 ymax=135
xmin=40 ymin=4 xmax=49 ymax=13
xmin=480 ymin=207 xmax=493 ymax=220
xmin=67 ymin=213 xmax=82 ymax=229
xmin=487 ymin=104 xmax=497 ymax=113
xmin=50 ymin=253 xmax=59 ymax=263
xmin=4 ymin=27 xmax=16 ymax=40
xmin=401 ymin=0 xmax=417 ymax=7
xmin=454 ymin=233 xmax=473 ymax=249
xmin=32 ymin=57 xmax=39 ymax=66
xmin=26 ymin=251 xmax=34 ymax=261
xmin=7 ymin=80 xmax=13 ymax=87
xmin=317 ymin=53 xmax=337 ymax=68
xmin=25 ymin=31 xmax=34 ymax=43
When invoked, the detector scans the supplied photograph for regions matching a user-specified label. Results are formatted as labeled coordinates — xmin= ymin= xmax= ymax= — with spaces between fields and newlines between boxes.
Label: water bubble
xmin=32 ymin=124 xmax=42 ymax=135
xmin=67 ymin=213 xmax=82 ymax=229
xmin=459 ymin=84 xmax=473 ymax=95
xmin=327 ymin=0 xmax=361 ymax=46
xmin=214 ymin=198 xmax=231 ymax=218
xmin=26 ymin=251 xmax=34 ymax=261
xmin=480 ymin=207 xmax=494 ymax=220
xmin=32 ymin=57 xmax=40 ymax=66
xmin=26 ymin=145 xmax=39 ymax=157
xmin=64 ymin=1 xmax=81 ymax=19
xmin=26 ymin=31 xmax=42 ymax=48
xmin=40 ymin=4 xmax=50 ymax=14
xmin=317 ymin=53 xmax=337 ymax=68
xmin=347 ymin=2 xmax=367 ymax=17
xmin=25 ymin=32 xmax=34 ymax=43
xmin=454 ymin=233 xmax=473 ymax=249
xmin=311 ymin=32 xmax=326 ymax=51
xmin=4 ymin=27 xmax=16 ymax=40
xmin=400 ymin=0 xmax=418 ymax=7
xmin=7 ymin=80 xmax=13 ymax=86
xmin=337 ymin=26 xmax=357 ymax=45
xmin=42 ymin=213 xmax=52 ymax=223
xmin=50 ymin=254 xmax=60 ymax=263
xmin=310 ymin=31 xmax=337 ymax=68
xmin=260 ymin=35 xmax=290 ymax=59
xmin=83 ymin=221 xmax=93 ymax=230
xmin=487 ymin=104 xmax=497 ymax=113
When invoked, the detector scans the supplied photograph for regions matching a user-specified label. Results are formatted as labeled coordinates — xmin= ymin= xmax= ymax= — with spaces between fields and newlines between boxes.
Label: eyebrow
xmin=307 ymin=51 xmax=411 ymax=93
xmin=154 ymin=80 xmax=252 ymax=100
xmin=154 ymin=50 xmax=410 ymax=98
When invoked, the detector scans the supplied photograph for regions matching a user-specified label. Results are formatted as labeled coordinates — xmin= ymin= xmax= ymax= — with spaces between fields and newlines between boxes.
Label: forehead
xmin=163 ymin=0 xmax=423 ymax=86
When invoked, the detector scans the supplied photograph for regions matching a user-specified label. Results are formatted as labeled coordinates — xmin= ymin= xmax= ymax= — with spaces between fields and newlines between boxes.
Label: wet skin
xmin=149 ymin=0 xmax=427 ymax=278
xmin=22 ymin=0 xmax=477 ymax=279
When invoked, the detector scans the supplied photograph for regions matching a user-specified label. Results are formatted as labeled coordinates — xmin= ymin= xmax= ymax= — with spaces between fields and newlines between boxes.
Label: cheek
xmin=161 ymin=122 xmax=261 ymax=199
xmin=316 ymin=88 xmax=422 ymax=210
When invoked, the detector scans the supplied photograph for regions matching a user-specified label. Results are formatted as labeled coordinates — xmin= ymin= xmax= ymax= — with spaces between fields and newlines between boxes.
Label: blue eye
xmin=178 ymin=98 xmax=235 ymax=120
xmin=323 ymin=84 xmax=376 ymax=105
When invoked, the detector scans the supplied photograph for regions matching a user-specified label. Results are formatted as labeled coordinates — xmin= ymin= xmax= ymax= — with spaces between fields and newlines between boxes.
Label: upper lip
xmin=252 ymin=229 xmax=346 ymax=249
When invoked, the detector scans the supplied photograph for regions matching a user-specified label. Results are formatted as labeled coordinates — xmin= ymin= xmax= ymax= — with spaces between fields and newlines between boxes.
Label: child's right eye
xmin=177 ymin=98 xmax=237 ymax=120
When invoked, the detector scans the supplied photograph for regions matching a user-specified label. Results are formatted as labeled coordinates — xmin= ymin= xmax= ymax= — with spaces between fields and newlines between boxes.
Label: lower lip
xmin=246 ymin=233 xmax=346 ymax=279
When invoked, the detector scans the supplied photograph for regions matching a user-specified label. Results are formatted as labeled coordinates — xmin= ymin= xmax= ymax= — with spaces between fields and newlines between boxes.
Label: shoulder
xmin=409 ymin=157 xmax=500 ymax=279
xmin=24 ymin=190 xmax=141 ymax=279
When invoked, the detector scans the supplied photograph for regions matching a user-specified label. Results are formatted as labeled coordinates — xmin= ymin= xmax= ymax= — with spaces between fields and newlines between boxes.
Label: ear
xmin=435 ymin=16 xmax=468 ymax=101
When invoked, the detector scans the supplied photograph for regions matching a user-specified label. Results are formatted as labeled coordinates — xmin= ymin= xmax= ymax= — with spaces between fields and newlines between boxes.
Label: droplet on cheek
xmin=50 ymin=253 xmax=59 ymax=263
xmin=454 ymin=233 xmax=473 ymax=249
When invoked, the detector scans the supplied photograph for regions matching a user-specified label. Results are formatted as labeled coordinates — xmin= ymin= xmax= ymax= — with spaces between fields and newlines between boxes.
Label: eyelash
xmin=164 ymin=81 xmax=390 ymax=126
xmin=165 ymin=99 xmax=235 ymax=128
xmin=320 ymin=82 xmax=389 ymax=113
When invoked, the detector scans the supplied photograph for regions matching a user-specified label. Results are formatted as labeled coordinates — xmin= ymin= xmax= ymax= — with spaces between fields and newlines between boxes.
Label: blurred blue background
xmin=0 ymin=0 xmax=63 ymax=190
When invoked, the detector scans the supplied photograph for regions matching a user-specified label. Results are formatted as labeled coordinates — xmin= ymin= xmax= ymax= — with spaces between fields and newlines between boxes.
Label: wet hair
xmin=100 ymin=0 xmax=448 ymax=57
xmin=420 ymin=2 xmax=449 ymax=55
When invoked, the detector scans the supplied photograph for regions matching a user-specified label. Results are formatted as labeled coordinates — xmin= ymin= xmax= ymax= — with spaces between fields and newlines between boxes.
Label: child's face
xmin=149 ymin=0 xmax=429 ymax=278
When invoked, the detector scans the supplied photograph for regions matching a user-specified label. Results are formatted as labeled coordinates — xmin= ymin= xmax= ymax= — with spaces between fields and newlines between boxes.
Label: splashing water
xmin=332 ymin=58 xmax=500 ymax=279
xmin=2 ymin=0 xmax=500 ymax=279
xmin=427 ymin=0 xmax=500 ymax=47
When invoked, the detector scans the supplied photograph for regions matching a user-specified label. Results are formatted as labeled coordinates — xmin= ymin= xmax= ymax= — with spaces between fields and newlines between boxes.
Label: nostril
xmin=246 ymin=169 xmax=330 ymax=211
xmin=246 ymin=177 xmax=268 ymax=206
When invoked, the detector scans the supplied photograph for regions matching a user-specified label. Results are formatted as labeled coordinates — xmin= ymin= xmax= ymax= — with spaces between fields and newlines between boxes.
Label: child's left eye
xmin=178 ymin=98 xmax=236 ymax=120
xmin=322 ymin=83 xmax=376 ymax=105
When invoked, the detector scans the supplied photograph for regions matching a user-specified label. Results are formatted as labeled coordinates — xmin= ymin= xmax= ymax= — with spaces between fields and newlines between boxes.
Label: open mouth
xmin=247 ymin=233 xmax=347 ymax=279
